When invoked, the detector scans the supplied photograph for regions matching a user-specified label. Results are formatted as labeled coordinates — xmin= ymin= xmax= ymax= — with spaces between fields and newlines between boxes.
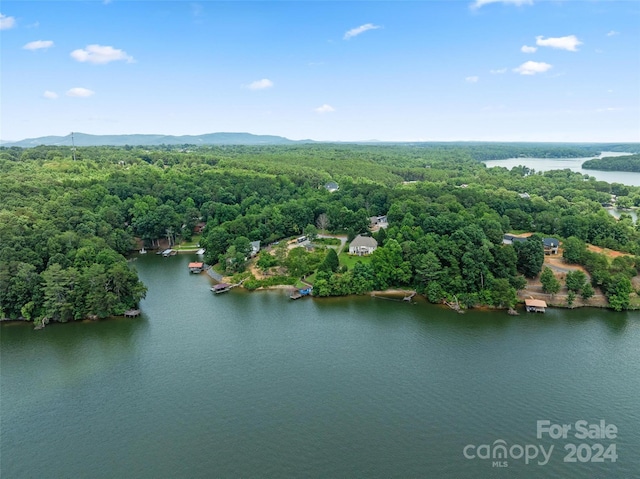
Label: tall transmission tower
xmin=71 ymin=132 xmax=77 ymax=161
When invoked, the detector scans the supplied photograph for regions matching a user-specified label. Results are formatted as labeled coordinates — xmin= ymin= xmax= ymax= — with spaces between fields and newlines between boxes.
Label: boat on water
xmin=140 ymin=247 xmax=147 ymax=254
xmin=161 ymin=249 xmax=176 ymax=257
xmin=196 ymin=248 xmax=205 ymax=255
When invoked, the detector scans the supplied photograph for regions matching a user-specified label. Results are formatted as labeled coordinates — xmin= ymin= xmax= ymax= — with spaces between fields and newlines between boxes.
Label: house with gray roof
xmin=349 ymin=235 xmax=378 ymax=256
xmin=543 ymin=237 xmax=559 ymax=255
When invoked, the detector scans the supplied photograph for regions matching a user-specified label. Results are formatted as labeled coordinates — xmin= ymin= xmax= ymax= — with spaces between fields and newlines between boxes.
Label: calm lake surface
xmin=2 ymin=254 xmax=639 ymax=478
xmin=484 ymin=152 xmax=640 ymax=186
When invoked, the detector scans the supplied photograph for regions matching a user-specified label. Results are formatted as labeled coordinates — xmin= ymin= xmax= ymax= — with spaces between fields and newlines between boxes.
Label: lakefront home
xmin=543 ymin=237 xmax=560 ymax=255
xmin=349 ymin=235 xmax=378 ymax=255
xmin=502 ymin=234 xmax=560 ymax=255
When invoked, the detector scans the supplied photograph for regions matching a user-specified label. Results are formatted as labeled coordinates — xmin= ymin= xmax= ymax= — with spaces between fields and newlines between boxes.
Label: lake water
xmin=484 ymin=152 xmax=640 ymax=186
xmin=2 ymin=254 xmax=639 ymax=478
xmin=606 ymin=208 xmax=638 ymax=224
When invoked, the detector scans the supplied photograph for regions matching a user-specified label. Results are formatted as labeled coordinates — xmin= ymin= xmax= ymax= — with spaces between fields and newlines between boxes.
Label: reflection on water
xmin=1 ymin=316 xmax=148 ymax=398
xmin=1 ymin=254 xmax=639 ymax=479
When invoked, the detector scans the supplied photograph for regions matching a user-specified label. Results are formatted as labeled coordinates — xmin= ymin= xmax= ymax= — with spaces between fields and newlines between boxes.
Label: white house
xmin=349 ymin=235 xmax=378 ymax=255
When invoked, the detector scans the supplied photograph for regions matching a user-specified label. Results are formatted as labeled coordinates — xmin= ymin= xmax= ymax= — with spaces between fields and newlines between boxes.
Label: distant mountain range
xmin=1 ymin=132 xmax=314 ymax=148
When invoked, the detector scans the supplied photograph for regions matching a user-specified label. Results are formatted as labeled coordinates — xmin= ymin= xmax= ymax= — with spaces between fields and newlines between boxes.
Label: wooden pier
xmin=211 ymin=283 xmax=232 ymax=294
xmin=211 ymin=279 xmax=246 ymax=294
xmin=290 ymin=287 xmax=312 ymax=300
xmin=124 ymin=309 xmax=141 ymax=317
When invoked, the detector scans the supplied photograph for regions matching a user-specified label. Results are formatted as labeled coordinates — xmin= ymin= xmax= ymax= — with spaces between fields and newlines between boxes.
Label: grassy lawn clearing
xmin=339 ymin=252 xmax=372 ymax=269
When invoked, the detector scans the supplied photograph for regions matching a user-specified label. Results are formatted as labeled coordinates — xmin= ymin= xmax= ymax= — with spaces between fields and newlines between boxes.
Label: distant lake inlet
xmin=484 ymin=152 xmax=640 ymax=186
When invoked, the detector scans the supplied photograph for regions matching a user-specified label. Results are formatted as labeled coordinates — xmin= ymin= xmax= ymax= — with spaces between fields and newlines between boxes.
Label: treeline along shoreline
xmin=1 ymin=142 xmax=639 ymax=326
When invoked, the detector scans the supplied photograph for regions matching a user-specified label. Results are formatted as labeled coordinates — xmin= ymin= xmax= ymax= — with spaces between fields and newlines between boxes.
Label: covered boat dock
xmin=525 ymin=299 xmax=547 ymax=313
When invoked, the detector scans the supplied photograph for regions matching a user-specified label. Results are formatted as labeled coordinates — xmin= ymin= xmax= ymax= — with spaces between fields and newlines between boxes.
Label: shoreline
xmin=227 ymin=283 xmax=636 ymax=311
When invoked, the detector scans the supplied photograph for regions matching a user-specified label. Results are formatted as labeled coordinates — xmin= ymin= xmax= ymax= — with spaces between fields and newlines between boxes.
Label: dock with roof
xmin=525 ymin=298 xmax=547 ymax=313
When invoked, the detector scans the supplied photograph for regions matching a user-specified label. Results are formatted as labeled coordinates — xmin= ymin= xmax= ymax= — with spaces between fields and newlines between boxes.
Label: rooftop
xmin=525 ymin=299 xmax=547 ymax=308
xmin=350 ymin=235 xmax=378 ymax=248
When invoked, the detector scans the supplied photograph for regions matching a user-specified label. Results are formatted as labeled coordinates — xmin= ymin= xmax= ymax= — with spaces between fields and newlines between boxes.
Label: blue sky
xmin=1 ymin=1 xmax=639 ymax=142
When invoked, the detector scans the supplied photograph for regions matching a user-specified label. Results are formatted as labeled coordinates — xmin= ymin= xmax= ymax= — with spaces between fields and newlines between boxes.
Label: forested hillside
xmin=1 ymin=143 xmax=639 ymax=323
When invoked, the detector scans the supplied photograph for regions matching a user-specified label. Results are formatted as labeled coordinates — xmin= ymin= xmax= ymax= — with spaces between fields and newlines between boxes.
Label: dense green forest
xmin=1 ymin=143 xmax=639 ymax=323
xmin=582 ymin=154 xmax=640 ymax=173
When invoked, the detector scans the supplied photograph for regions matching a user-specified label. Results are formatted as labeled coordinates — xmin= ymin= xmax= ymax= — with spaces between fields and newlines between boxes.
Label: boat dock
xmin=290 ymin=287 xmax=312 ymax=300
xmin=188 ymin=262 xmax=204 ymax=273
xmin=212 ymin=283 xmax=232 ymax=294
xmin=124 ymin=309 xmax=141 ymax=317
xmin=525 ymin=298 xmax=547 ymax=313
xmin=211 ymin=279 xmax=246 ymax=294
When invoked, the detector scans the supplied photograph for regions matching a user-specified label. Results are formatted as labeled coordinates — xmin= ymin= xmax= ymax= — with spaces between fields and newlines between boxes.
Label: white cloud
xmin=66 ymin=87 xmax=95 ymax=98
xmin=521 ymin=45 xmax=537 ymax=53
xmin=343 ymin=23 xmax=381 ymax=40
xmin=596 ymin=107 xmax=622 ymax=113
xmin=0 ymin=13 xmax=16 ymax=30
xmin=246 ymin=78 xmax=274 ymax=90
xmin=314 ymin=104 xmax=335 ymax=113
xmin=23 ymin=40 xmax=54 ymax=51
xmin=490 ymin=68 xmax=507 ymax=74
xmin=535 ymin=35 xmax=582 ymax=52
xmin=466 ymin=76 xmax=479 ymax=83
xmin=513 ymin=61 xmax=552 ymax=75
xmin=43 ymin=91 xmax=58 ymax=99
xmin=70 ymin=44 xmax=134 ymax=64
xmin=606 ymin=30 xmax=619 ymax=37
xmin=471 ymin=0 xmax=533 ymax=10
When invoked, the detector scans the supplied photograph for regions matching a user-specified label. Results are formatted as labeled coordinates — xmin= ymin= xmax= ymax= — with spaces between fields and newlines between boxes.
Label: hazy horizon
xmin=3 ymin=131 xmax=640 ymax=146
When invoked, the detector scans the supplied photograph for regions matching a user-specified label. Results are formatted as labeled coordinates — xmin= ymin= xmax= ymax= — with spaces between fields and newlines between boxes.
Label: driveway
xmin=317 ymin=234 xmax=348 ymax=254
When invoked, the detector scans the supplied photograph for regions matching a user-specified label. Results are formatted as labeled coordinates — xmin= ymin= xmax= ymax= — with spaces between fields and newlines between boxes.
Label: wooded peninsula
xmin=582 ymin=153 xmax=640 ymax=173
xmin=1 ymin=142 xmax=640 ymax=325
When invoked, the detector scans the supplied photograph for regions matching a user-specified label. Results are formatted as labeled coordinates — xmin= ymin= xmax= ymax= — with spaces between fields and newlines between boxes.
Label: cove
xmin=2 ymin=253 xmax=639 ymax=478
